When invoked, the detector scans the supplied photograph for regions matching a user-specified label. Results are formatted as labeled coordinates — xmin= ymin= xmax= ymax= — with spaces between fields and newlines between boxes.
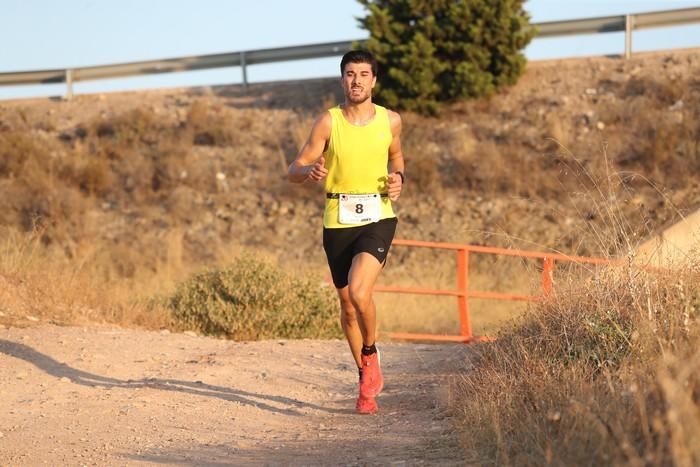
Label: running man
xmin=287 ymin=50 xmax=404 ymax=414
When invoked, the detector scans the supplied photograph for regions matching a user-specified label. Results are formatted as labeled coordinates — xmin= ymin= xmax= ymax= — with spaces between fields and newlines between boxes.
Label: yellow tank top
xmin=323 ymin=104 xmax=396 ymax=228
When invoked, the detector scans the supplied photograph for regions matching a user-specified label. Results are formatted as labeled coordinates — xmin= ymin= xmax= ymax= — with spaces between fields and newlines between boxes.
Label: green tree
xmin=357 ymin=0 xmax=536 ymax=114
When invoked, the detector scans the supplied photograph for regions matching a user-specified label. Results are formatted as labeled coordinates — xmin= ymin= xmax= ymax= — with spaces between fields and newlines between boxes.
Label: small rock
xmin=25 ymin=316 xmax=39 ymax=322
xmin=547 ymin=410 xmax=562 ymax=422
xmin=184 ymin=331 xmax=197 ymax=337
xmin=596 ymin=121 xmax=605 ymax=130
xmin=60 ymin=377 xmax=71 ymax=383
xmin=160 ymin=329 xmax=171 ymax=335
xmin=669 ymin=99 xmax=683 ymax=111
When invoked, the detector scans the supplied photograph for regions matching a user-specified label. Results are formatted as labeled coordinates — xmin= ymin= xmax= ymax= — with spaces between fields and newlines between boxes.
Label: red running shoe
xmin=355 ymin=394 xmax=378 ymax=415
xmin=360 ymin=351 xmax=384 ymax=398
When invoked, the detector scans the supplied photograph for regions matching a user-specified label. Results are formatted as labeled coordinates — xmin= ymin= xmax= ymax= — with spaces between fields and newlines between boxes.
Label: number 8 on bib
xmin=338 ymin=194 xmax=382 ymax=225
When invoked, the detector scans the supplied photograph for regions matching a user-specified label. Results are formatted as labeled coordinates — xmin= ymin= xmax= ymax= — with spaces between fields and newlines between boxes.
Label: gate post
xmin=625 ymin=15 xmax=633 ymax=59
xmin=65 ymin=69 xmax=74 ymax=101
xmin=240 ymin=51 xmax=248 ymax=91
xmin=457 ymin=249 xmax=472 ymax=339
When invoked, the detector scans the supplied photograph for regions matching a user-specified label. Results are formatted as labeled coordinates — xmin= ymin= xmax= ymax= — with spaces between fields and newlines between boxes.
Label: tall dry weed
xmin=452 ymin=252 xmax=700 ymax=466
xmin=0 ymin=227 xmax=171 ymax=329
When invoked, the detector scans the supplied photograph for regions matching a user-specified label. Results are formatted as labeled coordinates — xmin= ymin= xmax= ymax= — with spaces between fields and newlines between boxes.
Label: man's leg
xmin=336 ymin=286 xmax=366 ymax=369
xmin=347 ymin=252 xmax=385 ymax=403
xmin=347 ymin=252 xmax=383 ymax=346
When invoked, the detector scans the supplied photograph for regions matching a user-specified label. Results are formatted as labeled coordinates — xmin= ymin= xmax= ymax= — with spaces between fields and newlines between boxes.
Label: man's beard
xmin=345 ymin=86 xmax=372 ymax=104
xmin=346 ymin=87 xmax=370 ymax=104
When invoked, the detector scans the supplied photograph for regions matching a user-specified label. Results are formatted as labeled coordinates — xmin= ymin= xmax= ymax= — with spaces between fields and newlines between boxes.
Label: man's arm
xmin=288 ymin=112 xmax=331 ymax=184
xmin=385 ymin=110 xmax=404 ymax=201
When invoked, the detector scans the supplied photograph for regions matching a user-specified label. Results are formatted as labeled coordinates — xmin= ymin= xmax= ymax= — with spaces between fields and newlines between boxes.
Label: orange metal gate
xmin=375 ymin=239 xmax=618 ymax=343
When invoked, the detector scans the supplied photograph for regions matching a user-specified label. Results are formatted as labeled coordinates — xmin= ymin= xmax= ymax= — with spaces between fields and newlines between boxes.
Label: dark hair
xmin=340 ymin=50 xmax=378 ymax=76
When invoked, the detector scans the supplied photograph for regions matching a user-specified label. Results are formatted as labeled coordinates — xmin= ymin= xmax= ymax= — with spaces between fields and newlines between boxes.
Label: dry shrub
xmin=168 ymin=253 xmax=340 ymax=340
xmin=0 ymin=131 xmax=92 ymax=243
xmin=624 ymin=76 xmax=685 ymax=105
xmin=88 ymin=107 xmax=167 ymax=147
xmin=401 ymin=111 xmax=583 ymax=201
xmin=77 ymin=155 xmax=116 ymax=197
xmin=453 ymin=262 xmax=700 ymax=466
xmin=186 ymin=99 xmax=239 ymax=147
xmin=595 ymin=74 xmax=700 ymax=187
xmin=407 ymin=141 xmax=442 ymax=195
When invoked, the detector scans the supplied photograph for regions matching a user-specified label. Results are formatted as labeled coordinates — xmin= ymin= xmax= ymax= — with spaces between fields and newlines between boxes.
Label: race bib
xmin=338 ymin=194 xmax=382 ymax=225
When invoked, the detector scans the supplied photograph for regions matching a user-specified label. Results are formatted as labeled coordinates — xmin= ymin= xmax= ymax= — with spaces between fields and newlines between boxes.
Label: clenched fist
xmin=385 ymin=171 xmax=403 ymax=201
xmin=308 ymin=156 xmax=328 ymax=182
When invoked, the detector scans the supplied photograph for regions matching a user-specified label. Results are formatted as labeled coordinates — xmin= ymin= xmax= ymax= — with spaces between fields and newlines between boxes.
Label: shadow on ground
xmin=0 ymin=339 xmax=345 ymax=415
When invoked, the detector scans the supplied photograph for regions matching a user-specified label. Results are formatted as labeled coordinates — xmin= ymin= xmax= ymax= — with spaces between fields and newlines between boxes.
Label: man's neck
xmin=342 ymin=100 xmax=375 ymax=125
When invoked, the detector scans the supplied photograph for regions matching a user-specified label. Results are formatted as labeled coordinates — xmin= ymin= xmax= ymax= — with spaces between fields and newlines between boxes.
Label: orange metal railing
xmin=376 ymin=239 xmax=619 ymax=343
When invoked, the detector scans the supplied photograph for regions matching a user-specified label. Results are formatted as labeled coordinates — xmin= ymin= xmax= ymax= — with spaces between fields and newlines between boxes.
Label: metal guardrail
xmin=0 ymin=40 xmax=357 ymax=99
xmin=1 ymin=6 xmax=699 ymax=99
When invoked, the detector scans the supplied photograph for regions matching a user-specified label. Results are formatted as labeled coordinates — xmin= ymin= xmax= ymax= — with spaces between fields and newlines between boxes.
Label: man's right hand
xmin=307 ymin=156 xmax=328 ymax=182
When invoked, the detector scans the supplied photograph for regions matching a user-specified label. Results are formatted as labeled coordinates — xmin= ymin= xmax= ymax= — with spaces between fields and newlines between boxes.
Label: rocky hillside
xmin=0 ymin=50 xmax=698 ymax=308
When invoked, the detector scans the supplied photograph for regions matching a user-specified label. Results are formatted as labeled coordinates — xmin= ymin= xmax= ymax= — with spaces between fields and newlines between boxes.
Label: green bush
xmin=358 ymin=0 xmax=536 ymax=114
xmin=168 ymin=254 xmax=340 ymax=340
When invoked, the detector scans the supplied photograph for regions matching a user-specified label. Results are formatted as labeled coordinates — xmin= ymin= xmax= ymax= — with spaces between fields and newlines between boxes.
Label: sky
xmin=1 ymin=0 xmax=699 ymax=100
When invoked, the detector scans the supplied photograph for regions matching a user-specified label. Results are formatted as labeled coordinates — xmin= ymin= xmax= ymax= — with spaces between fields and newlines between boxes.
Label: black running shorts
xmin=322 ymin=217 xmax=398 ymax=288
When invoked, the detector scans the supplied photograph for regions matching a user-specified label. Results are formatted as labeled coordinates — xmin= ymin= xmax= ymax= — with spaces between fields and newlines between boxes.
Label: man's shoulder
xmin=309 ymin=110 xmax=332 ymax=139
xmin=378 ymin=105 xmax=401 ymax=121
xmin=382 ymin=107 xmax=401 ymax=131
xmin=314 ymin=109 xmax=333 ymax=126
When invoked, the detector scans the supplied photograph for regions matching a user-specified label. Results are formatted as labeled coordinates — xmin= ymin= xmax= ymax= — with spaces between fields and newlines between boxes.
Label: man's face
xmin=341 ymin=62 xmax=376 ymax=104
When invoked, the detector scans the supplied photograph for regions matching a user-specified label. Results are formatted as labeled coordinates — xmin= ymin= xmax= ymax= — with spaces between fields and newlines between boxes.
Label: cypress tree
xmin=357 ymin=0 xmax=536 ymax=114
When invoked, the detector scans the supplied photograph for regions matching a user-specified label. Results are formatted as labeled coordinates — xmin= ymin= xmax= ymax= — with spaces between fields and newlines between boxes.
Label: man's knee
xmin=348 ymin=284 xmax=371 ymax=311
xmin=339 ymin=297 xmax=356 ymax=321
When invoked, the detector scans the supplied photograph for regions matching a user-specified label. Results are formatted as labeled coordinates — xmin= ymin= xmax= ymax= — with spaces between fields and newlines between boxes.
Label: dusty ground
xmin=0 ymin=324 xmax=470 ymax=466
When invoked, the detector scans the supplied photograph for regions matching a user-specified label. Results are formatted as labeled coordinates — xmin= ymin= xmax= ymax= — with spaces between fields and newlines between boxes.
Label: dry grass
xmin=447 ymin=139 xmax=699 ymax=464
xmin=0 ymin=227 xmax=170 ymax=329
xmin=452 ymin=259 xmax=700 ymax=466
xmin=440 ymin=72 xmax=700 ymax=461
xmin=0 ymin=221 xmax=256 ymax=331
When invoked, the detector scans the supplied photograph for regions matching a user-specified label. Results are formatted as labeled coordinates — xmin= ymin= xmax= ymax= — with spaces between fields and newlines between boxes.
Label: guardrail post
xmin=625 ymin=14 xmax=633 ymax=59
xmin=240 ymin=52 xmax=248 ymax=91
xmin=457 ymin=249 xmax=472 ymax=339
xmin=65 ymin=69 xmax=74 ymax=101
xmin=543 ymin=257 xmax=555 ymax=296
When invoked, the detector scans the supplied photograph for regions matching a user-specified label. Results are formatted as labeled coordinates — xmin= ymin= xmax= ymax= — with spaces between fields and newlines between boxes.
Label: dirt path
xmin=0 ymin=325 xmax=469 ymax=466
